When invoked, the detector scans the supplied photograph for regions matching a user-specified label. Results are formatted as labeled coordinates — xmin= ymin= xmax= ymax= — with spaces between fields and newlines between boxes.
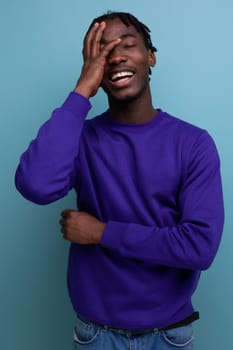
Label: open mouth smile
xmin=108 ymin=71 xmax=135 ymax=87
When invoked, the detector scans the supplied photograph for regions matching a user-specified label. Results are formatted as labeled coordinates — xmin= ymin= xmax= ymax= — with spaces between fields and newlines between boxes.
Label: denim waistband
xmin=77 ymin=311 xmax=199 ymax=336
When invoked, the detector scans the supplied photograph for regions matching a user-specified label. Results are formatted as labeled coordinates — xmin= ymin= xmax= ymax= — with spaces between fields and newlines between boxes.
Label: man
xmin=15 ymin=11 xmax=224 ymax=350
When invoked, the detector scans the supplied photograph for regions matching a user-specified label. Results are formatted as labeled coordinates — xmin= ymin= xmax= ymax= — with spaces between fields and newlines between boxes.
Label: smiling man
xmin=15 ymin=11 xmax=224 ymax=350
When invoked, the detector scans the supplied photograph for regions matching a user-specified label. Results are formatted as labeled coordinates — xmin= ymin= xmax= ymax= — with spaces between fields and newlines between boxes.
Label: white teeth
xmin=111 ymin=71 xmax=134 ymax=81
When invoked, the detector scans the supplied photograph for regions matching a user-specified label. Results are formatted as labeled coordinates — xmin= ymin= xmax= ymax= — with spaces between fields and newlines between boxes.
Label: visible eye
xmin=122 ymin=43 xmax=137 ymax=49
xmin=121 ymin=38 xmax=137 ymax=49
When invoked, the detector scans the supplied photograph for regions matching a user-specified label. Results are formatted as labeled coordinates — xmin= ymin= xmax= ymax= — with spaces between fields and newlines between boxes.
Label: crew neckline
xmin=102 ymin=109 xmax=164 ymax=128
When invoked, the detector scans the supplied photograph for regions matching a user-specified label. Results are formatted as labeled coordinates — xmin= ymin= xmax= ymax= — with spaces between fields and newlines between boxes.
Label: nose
xmin=107 ymin=46 xmax=127 ymax=65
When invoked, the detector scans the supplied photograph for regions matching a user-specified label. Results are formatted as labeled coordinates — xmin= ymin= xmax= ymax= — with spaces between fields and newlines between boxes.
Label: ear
xmin=148 ymin=49 xmax=156 ymax=67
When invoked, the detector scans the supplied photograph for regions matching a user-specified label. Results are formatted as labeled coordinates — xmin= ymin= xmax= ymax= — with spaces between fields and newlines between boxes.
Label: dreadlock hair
xmin=86 ymin=11 xmax=157 ymax=75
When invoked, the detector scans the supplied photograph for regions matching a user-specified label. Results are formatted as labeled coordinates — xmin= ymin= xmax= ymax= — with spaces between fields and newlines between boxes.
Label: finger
xmin=62 ymin=231 xmax=69 ymax=241
xmin=91 ymin=21 xmax=106 ymax=57
xmin=100 ymin=38 xmax=122 ymax=58
xmin=61 ymin=209 xmax=74 ymax=218
xmin=59 ymin=218 xmax=65 ymax=227
xmin=83 ymin=22 xmax=100 ymax=58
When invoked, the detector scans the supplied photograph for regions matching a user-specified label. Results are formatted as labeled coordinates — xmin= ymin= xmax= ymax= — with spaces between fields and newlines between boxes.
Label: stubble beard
xmin=104 ymin=76 xmax=150 ymax=107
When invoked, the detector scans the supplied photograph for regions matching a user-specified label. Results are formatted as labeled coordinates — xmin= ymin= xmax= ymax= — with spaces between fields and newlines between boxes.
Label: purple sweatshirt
xmin=15 ymin=92 xmax=224 ymax=330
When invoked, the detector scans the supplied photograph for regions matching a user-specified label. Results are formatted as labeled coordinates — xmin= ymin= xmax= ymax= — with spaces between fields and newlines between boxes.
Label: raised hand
xmin=74 ymin=21 xmax=121 ymax=98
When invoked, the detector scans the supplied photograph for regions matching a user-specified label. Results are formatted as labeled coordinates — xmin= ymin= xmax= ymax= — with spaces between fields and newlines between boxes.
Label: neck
xmin=108 ymin=89 xmax=157 ymax=124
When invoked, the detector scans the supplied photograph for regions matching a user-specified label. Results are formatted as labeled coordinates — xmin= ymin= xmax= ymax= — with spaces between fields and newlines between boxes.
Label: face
xmin=100 ymin=18 xmax=156 ymax=102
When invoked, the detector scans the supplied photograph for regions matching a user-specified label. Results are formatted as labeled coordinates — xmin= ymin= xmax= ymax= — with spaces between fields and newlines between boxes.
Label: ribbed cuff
xmin=62 ymin=92 xmax=92 ymax=116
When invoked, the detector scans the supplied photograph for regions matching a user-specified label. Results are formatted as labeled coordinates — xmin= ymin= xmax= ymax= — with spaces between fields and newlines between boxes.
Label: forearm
xmin=15 ymin=92 xmax=91 ymax=204
xmin=101 ymin=134 xmax=225 ymax=270
xmin=101 ymin=216 xmax=224 ymax=270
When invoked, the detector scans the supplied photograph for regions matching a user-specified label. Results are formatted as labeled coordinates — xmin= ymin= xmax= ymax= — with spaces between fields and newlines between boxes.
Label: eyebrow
xmin=100 ymin=33 xmax=137 ymax=44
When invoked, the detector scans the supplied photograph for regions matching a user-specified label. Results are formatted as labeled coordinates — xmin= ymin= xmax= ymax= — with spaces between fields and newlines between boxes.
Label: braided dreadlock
xmin=86 ymin=11 xmax=157 ymax=75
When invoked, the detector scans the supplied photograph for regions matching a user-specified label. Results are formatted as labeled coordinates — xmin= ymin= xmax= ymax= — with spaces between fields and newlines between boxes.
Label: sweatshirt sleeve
xmin=15 ymin=92 xmax=91 ymax=204
xmin=101 ymin=131 xmax=224 ymax=271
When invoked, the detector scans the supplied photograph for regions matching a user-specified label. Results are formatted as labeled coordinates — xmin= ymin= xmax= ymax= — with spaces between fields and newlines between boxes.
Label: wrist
xmin=93 ymin=222 xmax=106 ymax=244
xmin=74 ymin=84 xmax=92 ymax=99
xmin=74 ymin=80 xmax=93 ymax=99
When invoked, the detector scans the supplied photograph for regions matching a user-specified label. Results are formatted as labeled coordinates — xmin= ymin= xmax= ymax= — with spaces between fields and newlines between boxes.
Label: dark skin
xmin=60 ymin=18 xmax=156 ymax=244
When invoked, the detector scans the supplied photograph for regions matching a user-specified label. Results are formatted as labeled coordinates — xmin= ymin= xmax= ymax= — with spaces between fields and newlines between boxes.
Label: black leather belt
xmin=160 ymin=311 xmax=199 ymax=331
xmin=77 ymin=311 xmax=199 ymax=335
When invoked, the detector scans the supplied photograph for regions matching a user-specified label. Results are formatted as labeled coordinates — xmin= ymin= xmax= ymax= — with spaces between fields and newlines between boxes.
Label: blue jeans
xmin=73 ymin=315 xmax=194 ymax=350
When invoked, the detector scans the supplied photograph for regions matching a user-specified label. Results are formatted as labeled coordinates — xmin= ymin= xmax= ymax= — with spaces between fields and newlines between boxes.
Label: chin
xmin=102 ymin=81 xmax=149 ymax=104
xmin=108 ymin=89 xmax=146 ymax=104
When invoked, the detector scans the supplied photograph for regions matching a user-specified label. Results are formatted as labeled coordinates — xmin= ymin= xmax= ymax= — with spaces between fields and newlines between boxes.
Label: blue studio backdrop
xmin=1 ymin=1 xmax=232 ymax=349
